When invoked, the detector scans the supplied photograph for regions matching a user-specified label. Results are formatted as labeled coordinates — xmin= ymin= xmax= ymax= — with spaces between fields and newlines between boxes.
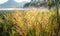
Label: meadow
xmin=0 ymin=8 xmax=60 ymax=36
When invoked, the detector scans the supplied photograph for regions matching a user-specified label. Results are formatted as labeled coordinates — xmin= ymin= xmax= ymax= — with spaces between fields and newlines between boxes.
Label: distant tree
xmin=24 ymin=3 xmax=30 ymax=7
xmin=47 ymin=0 xmax=52 ymax=9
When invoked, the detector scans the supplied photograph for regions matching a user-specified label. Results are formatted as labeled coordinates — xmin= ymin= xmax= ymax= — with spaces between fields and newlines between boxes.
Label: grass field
xmin=0 ymin=9 xmax=60 ymax=36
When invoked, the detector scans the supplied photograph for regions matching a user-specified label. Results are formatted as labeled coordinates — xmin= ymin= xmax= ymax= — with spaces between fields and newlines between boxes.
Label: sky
xmin=0 ymin=0 xmax=30 ymax=4
xmin=15 ymin=0 xmax=30 ymax=3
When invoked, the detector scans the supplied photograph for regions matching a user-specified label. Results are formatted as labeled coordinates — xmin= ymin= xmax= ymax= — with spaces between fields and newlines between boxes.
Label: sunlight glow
xmin=0 ymin=0 xmax=8 ymax=4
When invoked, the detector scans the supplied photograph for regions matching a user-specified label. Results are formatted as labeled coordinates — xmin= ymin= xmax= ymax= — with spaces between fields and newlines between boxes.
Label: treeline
xmin=24 ymin=0 xmax=60 ymax=8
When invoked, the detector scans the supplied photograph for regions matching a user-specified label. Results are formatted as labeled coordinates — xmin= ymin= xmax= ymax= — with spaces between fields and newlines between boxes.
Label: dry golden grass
xmin=0 ymin=9 xmax=60 ymax=36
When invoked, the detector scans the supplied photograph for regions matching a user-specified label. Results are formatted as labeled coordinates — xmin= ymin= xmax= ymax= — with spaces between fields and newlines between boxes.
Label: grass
xmin=0 ymin=9 xmax=60 ymax=36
